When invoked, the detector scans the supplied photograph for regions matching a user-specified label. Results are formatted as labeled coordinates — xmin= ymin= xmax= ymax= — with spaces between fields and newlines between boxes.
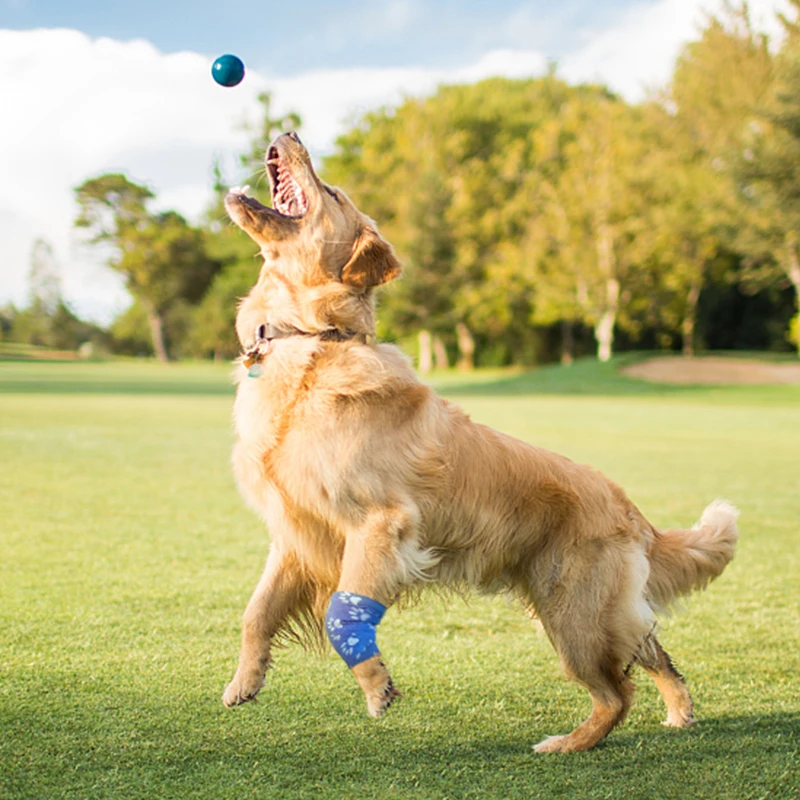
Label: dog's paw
xmin=365 ymin=677 xmax=402 ymax=719
xmin=351 ymin=655 xmax=401 ymax=719
xmin=222 ymin=671 xmax=264 ymax=708
xmin=533 ymin=735 xmax=570 ymax=754
xmin=662 ymin=711 xmax=697 ymax=728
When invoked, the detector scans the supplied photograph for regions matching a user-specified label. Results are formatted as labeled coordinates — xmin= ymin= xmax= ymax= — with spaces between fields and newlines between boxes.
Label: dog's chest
xmin=233 ymin=370 xmax=284 ymax=452
xmin=232 ymin=369 xmax=341 ymax=517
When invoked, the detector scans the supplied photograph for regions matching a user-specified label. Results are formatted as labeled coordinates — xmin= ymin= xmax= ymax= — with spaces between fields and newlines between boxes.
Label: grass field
xmin=1 ymin=358 xmax=798 ymax=800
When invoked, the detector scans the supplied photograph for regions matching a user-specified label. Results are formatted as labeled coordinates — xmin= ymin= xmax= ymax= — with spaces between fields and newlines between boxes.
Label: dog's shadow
xmin=10 ymin=671 xmax=795 ymax=800
xmin=212 ymin=704 xmax=799 ymax=799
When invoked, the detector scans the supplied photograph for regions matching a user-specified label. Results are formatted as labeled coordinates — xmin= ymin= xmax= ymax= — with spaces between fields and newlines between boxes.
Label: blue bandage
xmin=325 ymin=591 xmax=387 ymax=669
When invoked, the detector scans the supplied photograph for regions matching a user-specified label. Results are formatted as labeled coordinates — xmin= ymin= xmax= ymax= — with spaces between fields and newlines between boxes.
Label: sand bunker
xmin=621 ymin=356 xmax=800 ymax=385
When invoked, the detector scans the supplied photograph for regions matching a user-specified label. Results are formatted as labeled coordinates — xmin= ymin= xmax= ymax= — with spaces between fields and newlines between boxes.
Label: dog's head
xmin=225 ymin=132 xmax=401 ymax=292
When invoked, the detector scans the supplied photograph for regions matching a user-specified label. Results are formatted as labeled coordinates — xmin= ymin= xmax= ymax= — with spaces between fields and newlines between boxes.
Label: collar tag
xmin=247 ymin=361 xmax=265 ymax=379
xmin=243 ymin=329 xmax=271 ymax=376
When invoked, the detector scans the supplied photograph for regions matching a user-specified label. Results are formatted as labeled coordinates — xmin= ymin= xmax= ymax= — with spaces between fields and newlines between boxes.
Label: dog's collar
xmin=242 ymin=323 xmax=367 ymax=374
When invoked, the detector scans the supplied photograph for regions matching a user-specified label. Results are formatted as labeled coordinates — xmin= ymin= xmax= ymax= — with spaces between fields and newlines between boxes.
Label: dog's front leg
xmin=327 ymin=509 xmax=414 ymax=718
xmin=223 ymin=544 xmax=307 ymax=707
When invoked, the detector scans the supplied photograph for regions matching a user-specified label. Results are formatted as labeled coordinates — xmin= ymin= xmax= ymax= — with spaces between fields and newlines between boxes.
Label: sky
xmin=0 ymin=0 xmax=791 ymax=323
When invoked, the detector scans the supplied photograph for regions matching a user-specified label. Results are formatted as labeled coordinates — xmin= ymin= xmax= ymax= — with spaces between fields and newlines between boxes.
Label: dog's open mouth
xmin=227 ymin=147 xmax=310 ymax=221
xmin=266 ymin=146 xmax=309 ymax=218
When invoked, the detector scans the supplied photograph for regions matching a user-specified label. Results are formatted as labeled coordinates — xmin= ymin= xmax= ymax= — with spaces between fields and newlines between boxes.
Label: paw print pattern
xmin=325 ymin=591 xmax=387 ymax=668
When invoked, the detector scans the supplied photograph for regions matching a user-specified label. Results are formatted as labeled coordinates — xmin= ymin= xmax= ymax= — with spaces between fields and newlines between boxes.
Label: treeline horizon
xmin=2 ymin=1 xmax=800 ymax=367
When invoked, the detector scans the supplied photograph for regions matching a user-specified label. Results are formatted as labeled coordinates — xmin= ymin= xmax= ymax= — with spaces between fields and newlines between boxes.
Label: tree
xmin=0 ymin=305 xmax=14 ymax=342
xmin=734 ymin=0 xmax=800 ymax=355
xmin=13 ymin=238 xmax=63 ymax=345
xmin=324 ymin=101 xmax=457 ymax=353
xmin=75 ymin=174 xmax=219 ymax=361
xmin=324 ymin=76 xmax=578 ymax=367
xmin=4 ymin=237 xmax=104 ymax=352
xmin=666 ymin=2 xmax=775 ymax=354
xmin=525 ymin=94 xmax=667 ymax=361
xmin=28 ymin=238 xmax=62 ymax=315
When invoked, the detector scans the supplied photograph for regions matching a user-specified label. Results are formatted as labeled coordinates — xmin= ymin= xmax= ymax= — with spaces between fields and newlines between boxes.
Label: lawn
xmin=1 ymin=358 xmax=798 ymax=800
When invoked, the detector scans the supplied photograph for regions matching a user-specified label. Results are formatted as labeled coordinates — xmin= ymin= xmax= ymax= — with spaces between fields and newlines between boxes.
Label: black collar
xmin=242 ymin=323 xmax=367 ymax=368
xmin=256 ymin=323 xmax=363 ymax=343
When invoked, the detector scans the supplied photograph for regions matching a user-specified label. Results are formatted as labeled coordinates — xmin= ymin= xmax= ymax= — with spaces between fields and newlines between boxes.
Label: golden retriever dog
xmin=221 ymin=131 xmax=738 ymax=753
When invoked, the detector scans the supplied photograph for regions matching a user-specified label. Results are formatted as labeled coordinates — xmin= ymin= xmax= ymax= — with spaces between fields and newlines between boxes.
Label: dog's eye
xmin=325 ymin=187 xmax=341 ymax=203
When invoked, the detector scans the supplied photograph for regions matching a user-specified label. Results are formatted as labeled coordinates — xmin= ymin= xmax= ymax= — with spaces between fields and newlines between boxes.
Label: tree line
xmin=2 ymin=2 xmax=799 ymax=365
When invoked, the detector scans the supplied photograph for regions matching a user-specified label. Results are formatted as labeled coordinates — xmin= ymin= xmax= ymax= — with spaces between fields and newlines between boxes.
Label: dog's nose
xmin=286 ymin=131 xmax=302 ymax=145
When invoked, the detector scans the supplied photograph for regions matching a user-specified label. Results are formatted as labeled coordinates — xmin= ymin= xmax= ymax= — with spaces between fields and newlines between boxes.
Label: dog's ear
xmin=340 ymin=227 xmax=401 ymax=290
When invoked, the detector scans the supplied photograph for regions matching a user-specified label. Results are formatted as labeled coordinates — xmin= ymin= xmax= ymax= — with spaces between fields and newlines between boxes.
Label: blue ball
xmin=212 ymin=54 xmax=245 ymax=87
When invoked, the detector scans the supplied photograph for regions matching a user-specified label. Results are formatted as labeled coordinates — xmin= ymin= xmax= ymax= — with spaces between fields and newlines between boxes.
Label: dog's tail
xmin=646 ymin=499 xmax=739 ymax=611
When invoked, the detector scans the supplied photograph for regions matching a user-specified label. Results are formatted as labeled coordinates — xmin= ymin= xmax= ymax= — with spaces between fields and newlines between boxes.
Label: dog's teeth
xmin=241 ymin=185 xmax=250 ymax=194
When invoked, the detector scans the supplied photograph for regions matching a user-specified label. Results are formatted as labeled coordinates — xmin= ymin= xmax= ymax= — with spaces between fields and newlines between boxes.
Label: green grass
xmin=1 ymin=358 xmax=798 ymax=800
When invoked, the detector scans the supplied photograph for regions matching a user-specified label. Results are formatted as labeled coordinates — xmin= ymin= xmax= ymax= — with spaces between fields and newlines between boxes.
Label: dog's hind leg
xmin=223 ymin=544 xmax=315 ymax=708
xmin=533 ymin=637 xmax=635 ymax=754
xmin=532 ymin=547 xmax=652 ymax=753
xmin=636 ymin=636 xmax=695 ymax=728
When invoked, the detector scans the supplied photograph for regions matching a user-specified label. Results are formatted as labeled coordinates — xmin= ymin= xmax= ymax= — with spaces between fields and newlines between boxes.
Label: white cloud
xmin=0 ymin=1 xmax=790 ymax=322
xmin=0 ymin=29 xmax=268 ymax=321
xmin=561 ymin=0 xmax=790 ymax=99
xmin=561 ymin=0 xmax=702 ymax=98
xmin=0 ymin=31 xmax=548 ymax=322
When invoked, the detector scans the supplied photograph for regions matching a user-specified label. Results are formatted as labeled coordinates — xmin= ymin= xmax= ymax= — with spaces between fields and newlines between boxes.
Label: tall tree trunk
xmin=418 ymin=329 xmax=433 ymax=374
xmin=681 ymin=281 xmax=702 ymax=357
xmin=433 ymin=336 xmax=449 ymax=370
xmin=146 ymin=306 xmax=170 ymax=363
xmin=594 ymin=206 xmax=618 ymax=363
xmin=455 ymin=322 xmax=475 ymax=371
xmin=594 ymin=278 xmax=619 ymax=363
xmin=785 ymin=237 xmax=800 ymax=358
xmin=595 ymin=313 xmax=614 ymax=363
xmin=560 ymin=320 xmax=575 ymax=366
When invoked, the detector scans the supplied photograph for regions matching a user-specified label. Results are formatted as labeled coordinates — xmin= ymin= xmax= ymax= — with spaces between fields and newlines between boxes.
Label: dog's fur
xmin=221 ymin=132 xmax=739 ymax=752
